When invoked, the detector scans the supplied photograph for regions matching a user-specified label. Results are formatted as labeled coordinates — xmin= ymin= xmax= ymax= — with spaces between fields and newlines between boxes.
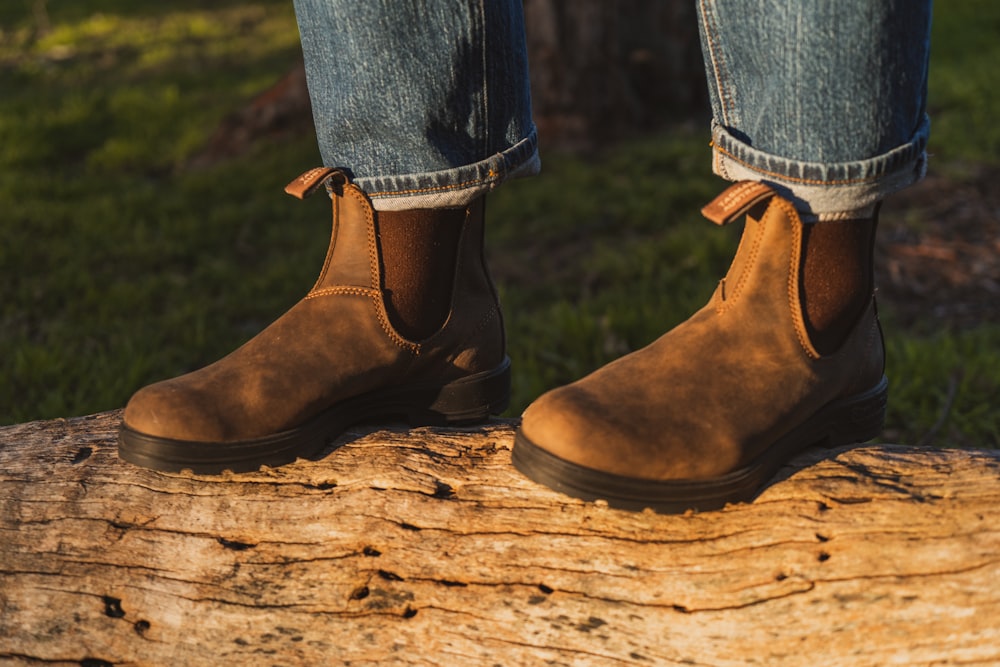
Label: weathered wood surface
xmin=1 ymin=410 xmax=998 ymax=666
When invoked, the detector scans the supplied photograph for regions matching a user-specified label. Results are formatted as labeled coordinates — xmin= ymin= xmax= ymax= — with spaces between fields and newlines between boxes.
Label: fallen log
xmin=1 ymin=410 xmax=998 ymax=666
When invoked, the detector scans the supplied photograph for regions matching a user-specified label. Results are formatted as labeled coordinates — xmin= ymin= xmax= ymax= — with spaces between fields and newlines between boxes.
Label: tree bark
xmin=1 ymin=410 xmax=998 ymax=666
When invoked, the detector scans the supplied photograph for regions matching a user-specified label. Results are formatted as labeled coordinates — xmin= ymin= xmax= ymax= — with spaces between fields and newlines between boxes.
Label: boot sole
xmin=118 ymin=357 xmax=511 ymax=474
xmin=512 ymin=375 xmax=888 ymax=514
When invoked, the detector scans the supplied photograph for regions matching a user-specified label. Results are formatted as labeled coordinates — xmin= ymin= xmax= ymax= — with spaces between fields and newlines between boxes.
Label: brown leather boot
xmin=119 ymin=167 xmax=509 ymax=473
xmin=513 ymin=181 xmax=887 ymax=513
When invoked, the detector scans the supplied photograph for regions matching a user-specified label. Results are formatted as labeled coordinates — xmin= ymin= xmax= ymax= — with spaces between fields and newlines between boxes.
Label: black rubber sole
xmin=118 ymin=357 xmax=511 ymax=474
xmin=512 ymin=375 xmax=889 ymax=514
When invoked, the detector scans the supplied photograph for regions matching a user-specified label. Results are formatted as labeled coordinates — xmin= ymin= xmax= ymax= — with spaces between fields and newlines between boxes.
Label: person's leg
xmin=513 ymin=0 xmax=931 ymax=513
xmin=700 ymin=0 xmax=930 ymax=218
xmin=295 ymin=0 xmax=539 ymax=210
xmin=119 ymin=0 xmax=536 ymax=473
xmin=700 ymin=0 xmax=930 ymax=354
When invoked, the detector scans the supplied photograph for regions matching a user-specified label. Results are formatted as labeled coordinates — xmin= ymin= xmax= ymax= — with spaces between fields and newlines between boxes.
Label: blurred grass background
xmin=1 ymin=0 xmax=997 ymax=448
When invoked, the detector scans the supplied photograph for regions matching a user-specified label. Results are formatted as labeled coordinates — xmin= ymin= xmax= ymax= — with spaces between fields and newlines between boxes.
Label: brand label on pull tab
xmin=284 ymin=167 xmax=343 ymax=200
xmin=700 ymin=181 xmax=774 ymax=225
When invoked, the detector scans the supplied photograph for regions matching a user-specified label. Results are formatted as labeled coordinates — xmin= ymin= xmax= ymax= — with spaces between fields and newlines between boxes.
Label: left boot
xmin=513 ymin=182 xmax=887 ymax=513
xmin=119 ymin=168 xmax=509 ymax=474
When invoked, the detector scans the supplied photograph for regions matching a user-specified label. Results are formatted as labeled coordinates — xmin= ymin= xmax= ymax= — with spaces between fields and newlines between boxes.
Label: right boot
xmin=512 ymin=182 xmax=887 ymax=513
xmin=119 ymin=167 xmax=510 ymax=473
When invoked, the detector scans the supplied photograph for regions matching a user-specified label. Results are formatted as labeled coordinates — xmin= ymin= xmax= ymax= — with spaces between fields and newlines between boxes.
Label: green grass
xmin=922 ymin=0 xmax=1000 ymax=168
xmin=883 ymin=326 xmax=1000 ymax=448
xmin=1 ymin=1 xmax=997 ymax=449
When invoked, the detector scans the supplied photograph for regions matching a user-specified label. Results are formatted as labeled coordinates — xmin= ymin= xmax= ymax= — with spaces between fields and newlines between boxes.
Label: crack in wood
xmin=217 ymin=537 xmax=257 ymax=551
xmin=3 ymin=411 xmax=999 ymax=664
xmin=0 ymin=653 xmax=99 ymax=665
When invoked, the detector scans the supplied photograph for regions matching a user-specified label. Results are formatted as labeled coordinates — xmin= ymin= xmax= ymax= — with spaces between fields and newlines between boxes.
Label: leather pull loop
xmin=701 ymin=180 xmax=775 ymax=226
xmin=285 ymin=167 xmax=348 ymax=200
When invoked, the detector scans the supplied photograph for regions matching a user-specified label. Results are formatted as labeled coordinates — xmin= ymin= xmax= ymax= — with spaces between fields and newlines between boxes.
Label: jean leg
xmin=294 ymin=0 xmax=539 ymax=209
xmin=697 ymin=0 xmax=932 ymax=217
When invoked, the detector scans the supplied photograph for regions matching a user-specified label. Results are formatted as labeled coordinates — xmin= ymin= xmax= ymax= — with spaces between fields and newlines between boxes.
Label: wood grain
xmin=1 ymin=410 xmax=997 ymax=666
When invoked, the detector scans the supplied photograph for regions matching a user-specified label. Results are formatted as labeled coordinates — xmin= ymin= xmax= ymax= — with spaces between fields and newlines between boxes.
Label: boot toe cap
xmin=519 ymin=386 xmax=628 ymax=474
xmin=519 ymin=383 xmax=743 ymax=482
xmin=123 ymin=381 xmax=226 ymax=443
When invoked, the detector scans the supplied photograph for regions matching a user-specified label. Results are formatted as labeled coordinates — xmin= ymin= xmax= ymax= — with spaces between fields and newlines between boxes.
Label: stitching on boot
xmin=468 ymin=307 xmax=500 ymax=355
xmin=462 ymin=200 xmax=506 ymax=367
xmin=852 ymin=311 xmax=879 ymax=392
xmin=312 ymin=195 xmax=339 ymax=291
xmin=354 ymin=184 xmax=420 ymax=354
xmin=304 ymin=287 xmax=420 ymax=354
xmin=344 ymin=185 xmax=380 ymax=291
xmin=447 ymin=205 xmax=471 ymax=323
xmin=306 ymin=286 xmax=380 ymax=299
xmin=371 ymin=294 xmax=421 ymax=354
xmin=417 ymin=201 xmax=501 ymax=369
xmin=777 ymin=198 xmax=820 ymax=360
xmin=442 ymin=306 xmax=500 ymax=371
xmin=309 ymin=184 xmax=421 ymax=355
xmin=715 ymin=210 xmax=764 ymax=314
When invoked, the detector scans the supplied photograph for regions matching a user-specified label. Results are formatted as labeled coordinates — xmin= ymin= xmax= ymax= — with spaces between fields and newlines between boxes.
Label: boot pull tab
xmin=284 ymin=167 xmax=348 ymax=200
xmin=701 ymin=180 xmax=775 ymax=226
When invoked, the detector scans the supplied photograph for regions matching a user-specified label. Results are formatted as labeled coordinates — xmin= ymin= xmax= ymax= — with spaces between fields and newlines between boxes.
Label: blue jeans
xmin=698 ymin=0 xmax=932 ymax=218
xmin=294 ymin=0 xmax=931 ymax=215
xmin=293 ymin=0 xmax=539 ymax=210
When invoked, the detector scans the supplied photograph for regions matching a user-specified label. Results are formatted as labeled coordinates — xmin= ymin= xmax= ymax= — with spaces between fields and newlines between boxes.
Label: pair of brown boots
xmin=119 ymin=169 xmax=887 ymax=513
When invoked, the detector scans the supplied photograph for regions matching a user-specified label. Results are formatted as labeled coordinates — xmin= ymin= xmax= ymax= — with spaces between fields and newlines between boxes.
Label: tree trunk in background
xmin=523 ymin=0 xmax=708 ymax=151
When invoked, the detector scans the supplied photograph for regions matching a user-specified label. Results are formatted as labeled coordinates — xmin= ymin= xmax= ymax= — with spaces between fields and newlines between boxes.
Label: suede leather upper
xmin=518 ymin=189 xmax=884 ymax=482
xmin=123 ymin=173 xmax=505 ymax=443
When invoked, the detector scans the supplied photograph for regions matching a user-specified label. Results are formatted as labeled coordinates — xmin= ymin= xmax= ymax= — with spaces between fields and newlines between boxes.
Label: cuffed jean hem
xmin=341 ymin=131 xmax=540 ymax=211
xmin=709 ymin=115 xmax=930 ymax=219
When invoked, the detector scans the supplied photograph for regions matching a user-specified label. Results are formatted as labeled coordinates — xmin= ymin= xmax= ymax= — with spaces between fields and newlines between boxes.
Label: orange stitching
xmin=372 ymin=297 xmax=420 ymax=354
xmin=356 ymin=184 xmax=419 ymax=353
xmin=352 ymin=186 xmax=419 ymax=352
xmin=341 ymin=184 xmax=380 ymax=291
xmin=312 ymin=194 xmax=338 ymax=291
xmin=713 ymin=143 xmax=880 ymax=187
xmin=306 ymin=187 xmax=419 ymax=355
xmin=777 ymin=198 xmax=819 ymax=360
xmin=715 ymin=209 xmax=765 ymax=314
xmin=304 ymin=288 xmax=419 ymax=354
xmin=305 ymin=286 xmax=379 ymax=299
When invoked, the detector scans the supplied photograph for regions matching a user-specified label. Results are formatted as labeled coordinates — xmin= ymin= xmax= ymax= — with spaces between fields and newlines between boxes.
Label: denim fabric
xmin=293 ymin=0 xmax=539 ymax=210
xmin=296 ymin=0 xmax=931 ymax=215
xmin=697 ymin=0 xmax=933 ymax=217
